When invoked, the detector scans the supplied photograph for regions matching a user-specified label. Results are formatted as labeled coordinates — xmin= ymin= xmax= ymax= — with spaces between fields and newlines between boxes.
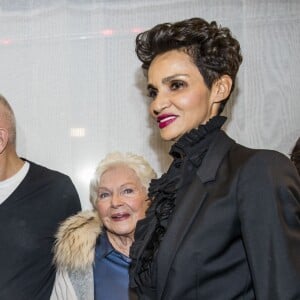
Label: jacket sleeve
xmin=237 ymin=150 xmax=300 ymax=300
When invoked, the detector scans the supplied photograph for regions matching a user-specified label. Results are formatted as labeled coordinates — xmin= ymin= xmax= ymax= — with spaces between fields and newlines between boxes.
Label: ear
xmin=211 ymin=75 xmax=233 ymax=103
xmin=0 ymin=128 xmax=9 ymax=154
xmin=208 ymin=75 xmax=233 ymax=117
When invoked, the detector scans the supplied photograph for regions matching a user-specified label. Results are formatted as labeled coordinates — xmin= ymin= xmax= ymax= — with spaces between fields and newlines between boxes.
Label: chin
xmin=161 ymin=133 xmax=183 ymax=142
xmin=160 ymin=130 xmax=179 ymax=141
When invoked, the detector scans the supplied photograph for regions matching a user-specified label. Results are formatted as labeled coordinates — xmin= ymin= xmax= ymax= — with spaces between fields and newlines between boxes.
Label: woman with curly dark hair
xmin=129 ymin=18 xmax=300 ymax=300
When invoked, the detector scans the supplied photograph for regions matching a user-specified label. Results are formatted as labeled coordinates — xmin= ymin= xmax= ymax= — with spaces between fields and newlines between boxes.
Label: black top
xmin=130 ymin=116 xmax=226 ymax=295
xmin=0 ymin=160 xmax=81 ymax=300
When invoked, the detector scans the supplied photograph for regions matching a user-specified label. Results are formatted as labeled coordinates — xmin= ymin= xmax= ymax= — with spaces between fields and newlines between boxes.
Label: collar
xmin=170 ymin=115 xmax=227 ymax=160
xmin=95 ymin=231 xmax=131 ymax=264
xmin=95 ymin=231 xmax=114 ymax=259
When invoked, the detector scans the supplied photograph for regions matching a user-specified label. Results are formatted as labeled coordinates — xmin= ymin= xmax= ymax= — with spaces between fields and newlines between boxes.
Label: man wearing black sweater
xmin=0 ymin=94 xmax=81 ymax=299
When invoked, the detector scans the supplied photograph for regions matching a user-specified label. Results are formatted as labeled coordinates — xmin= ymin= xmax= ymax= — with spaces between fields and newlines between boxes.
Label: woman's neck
xmin=107 ymin=231 xmax=134 ymax=257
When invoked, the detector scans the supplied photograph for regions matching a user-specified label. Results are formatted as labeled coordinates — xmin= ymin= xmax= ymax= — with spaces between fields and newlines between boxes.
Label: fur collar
xmin=53 ymin=210 xmax=102 ymax=271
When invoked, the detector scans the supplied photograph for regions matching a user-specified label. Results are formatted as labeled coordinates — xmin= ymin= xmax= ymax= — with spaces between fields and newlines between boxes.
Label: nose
xmin=150 ymin=92 xmax=170 ymax=116
xmin=111 ymin=194 xmax=123 ymax=208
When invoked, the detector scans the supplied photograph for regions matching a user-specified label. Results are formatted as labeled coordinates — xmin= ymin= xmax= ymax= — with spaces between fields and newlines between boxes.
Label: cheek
xmin=182 ymin=91 xmax=207 ymax=109
xmin=131 ymin=200 xmax=148 ymax=218
xmin=96 ymin=202 xmax=109 ymax=219
xmin=149 ymin=102 xmax=155 ymax=117
xmin=183 ymin=93 xmax=210 ymax=118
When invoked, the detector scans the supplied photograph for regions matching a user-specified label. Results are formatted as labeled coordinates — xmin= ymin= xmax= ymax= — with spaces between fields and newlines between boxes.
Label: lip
xmin=157 ymin=114 xmax=177 ymax=129
xmin=111 ymin=212 xmax=130 ymax=222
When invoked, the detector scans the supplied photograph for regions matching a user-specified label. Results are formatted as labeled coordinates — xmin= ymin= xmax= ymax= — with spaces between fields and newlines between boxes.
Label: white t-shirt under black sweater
xmin=0 ymin=161 xmax=29 ymax=205
xmin=0 ymin=160 xmax=81 ymax=300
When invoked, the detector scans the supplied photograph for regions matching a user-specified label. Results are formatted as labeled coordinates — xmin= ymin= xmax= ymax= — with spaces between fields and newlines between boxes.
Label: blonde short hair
xmin=90 ymin=152 xmax=157 ymax=208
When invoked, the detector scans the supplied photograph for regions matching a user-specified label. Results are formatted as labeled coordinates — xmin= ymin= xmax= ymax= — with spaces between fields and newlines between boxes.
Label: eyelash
xmin=147 ymin=80 xmax=186 ymax=99
xmin=170 ymin=80 xmax=185 ymax=90
xmin=147 ymin=89 xmax=157 ymax=100
xmin=123 ymin=188 xmax=133 ymax=194
xmin=99 ymin=192 xmax=109 ymax=199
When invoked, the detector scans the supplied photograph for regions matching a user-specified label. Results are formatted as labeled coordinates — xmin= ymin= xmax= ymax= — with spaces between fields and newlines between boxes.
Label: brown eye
xmin=147 ymin=88 xmax=157 ymax=100
xmin=123 ymin=188 xmax=134 ymax=194
xmin=98 ymin=191 xmax=110 ymax=199
xmin=170 ymin=80 xmax=185 ymax=90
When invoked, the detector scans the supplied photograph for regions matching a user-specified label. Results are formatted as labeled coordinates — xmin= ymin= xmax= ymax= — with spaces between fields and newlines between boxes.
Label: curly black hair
xmin=135 ymin=17 xmax=243 ymax=113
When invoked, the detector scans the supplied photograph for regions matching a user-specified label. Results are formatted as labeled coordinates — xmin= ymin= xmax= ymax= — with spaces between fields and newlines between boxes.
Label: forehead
xmin=99 ymin=164 xmax=140 ymax=187
xmin=148 ymin=49 xmax=199 ymax=81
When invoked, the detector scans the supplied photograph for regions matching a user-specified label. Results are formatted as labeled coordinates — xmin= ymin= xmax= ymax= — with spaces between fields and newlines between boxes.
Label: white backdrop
xmin=0 ymin=0 xmax=299 ymax=209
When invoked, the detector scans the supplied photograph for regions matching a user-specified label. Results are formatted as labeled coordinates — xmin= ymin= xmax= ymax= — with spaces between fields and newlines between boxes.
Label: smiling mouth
xmin=111 ymin=213 xmax=130 ymax=221
xmin=157 ymin=115 xmax=177 ymax=129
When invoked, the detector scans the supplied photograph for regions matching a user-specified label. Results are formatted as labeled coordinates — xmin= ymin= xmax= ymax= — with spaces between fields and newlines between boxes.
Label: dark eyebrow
xmin=147 ymin=74 xmax=189 ymax=90
xmin=147 ymin=83 xmax=156 ymax=91
xmin=162 ymin=74 xmax=189 ymax=84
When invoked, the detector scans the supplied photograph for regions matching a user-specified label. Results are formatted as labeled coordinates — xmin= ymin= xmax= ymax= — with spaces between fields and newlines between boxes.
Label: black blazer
xmin=135 ymin=131 xmax=300 ymax=300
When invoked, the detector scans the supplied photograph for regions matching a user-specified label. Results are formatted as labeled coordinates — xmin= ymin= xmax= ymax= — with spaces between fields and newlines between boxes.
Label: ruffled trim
xmin=170 ymin=115 xmax=227 ymax=157
xmin=130 ymin=116 xmax=226 ymax=290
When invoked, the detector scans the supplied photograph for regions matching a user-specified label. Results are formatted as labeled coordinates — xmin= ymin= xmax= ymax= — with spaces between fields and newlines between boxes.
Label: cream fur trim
xmin=53 ymin=210 xmax=102 ymax=271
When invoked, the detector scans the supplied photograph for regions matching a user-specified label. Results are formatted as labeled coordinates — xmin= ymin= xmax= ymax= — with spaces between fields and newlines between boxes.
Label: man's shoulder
xmin=24 ymin=159 xmax=72 ymax=183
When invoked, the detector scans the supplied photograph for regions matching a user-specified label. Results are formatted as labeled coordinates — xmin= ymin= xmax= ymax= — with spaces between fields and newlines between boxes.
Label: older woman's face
xmin=147 ymin=50 xmax=217 ymax=141
xmin=96 ymin=164 xmax=148 ymax=239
